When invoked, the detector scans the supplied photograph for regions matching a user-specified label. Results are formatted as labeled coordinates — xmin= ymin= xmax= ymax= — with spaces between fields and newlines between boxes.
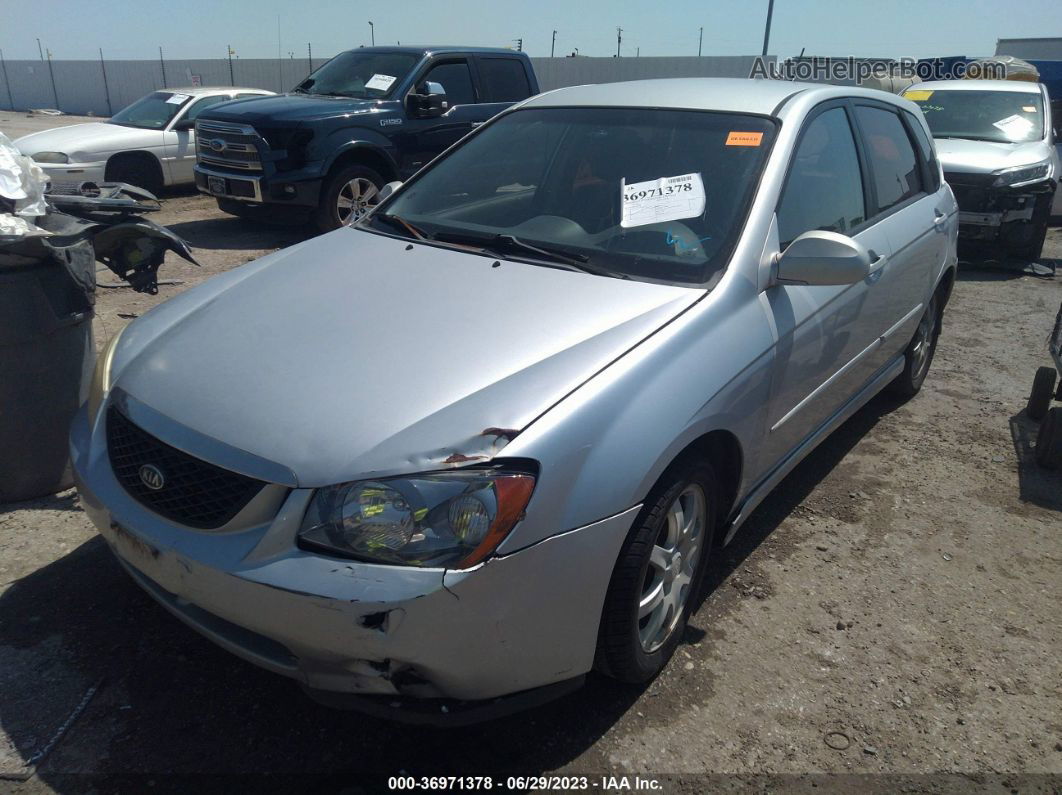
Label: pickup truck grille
xmin=196 ymin=120 xmax=263 ymax=172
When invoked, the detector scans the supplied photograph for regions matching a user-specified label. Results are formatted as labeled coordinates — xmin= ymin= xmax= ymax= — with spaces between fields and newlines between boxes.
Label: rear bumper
xmin=70 ymin=405 xmax=637 ymax=702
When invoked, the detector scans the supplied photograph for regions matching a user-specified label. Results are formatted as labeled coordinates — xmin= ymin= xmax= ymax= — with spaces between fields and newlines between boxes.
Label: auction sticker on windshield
xmin=621 ymin=173 xmax=706 ymax=228
xmin=993 ymin=114 xmax=1034 ymax=138
xmin=365 ymin=74 xmax=397 ymax=92
xmin=166 ymin=93 xmax=191 ymax=105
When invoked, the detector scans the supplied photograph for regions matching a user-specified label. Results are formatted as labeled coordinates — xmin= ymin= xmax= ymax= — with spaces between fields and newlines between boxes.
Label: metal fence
xmin=0 ymin=54 xmax=771 ymax=116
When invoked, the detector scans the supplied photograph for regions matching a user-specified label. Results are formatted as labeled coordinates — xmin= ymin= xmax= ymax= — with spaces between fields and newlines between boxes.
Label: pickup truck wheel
xmin=1027 ymin=366 xmax=1058 ymax=421
xmin=888 ymin=293 xmax=940 ymax=399
xmin=315 ymin=164 xmax=384 ymax=233
xmin=596 ymin=460 xmax=717 ymax=683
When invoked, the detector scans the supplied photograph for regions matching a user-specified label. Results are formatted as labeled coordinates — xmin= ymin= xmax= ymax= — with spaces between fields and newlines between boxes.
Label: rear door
xmin=472 ymin=55 xmax=535 ymax=121
xmin=397 ymin=57 xmax=480 ymax=177
xmin=762 ymin=101 xmax=893 ymax=463
xmin=849 ymin=101 xmax=944 ymax=362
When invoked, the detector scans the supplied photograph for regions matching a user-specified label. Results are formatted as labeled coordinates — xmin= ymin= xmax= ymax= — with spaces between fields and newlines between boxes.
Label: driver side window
xmin=420 ymin=61 xmax=475 ymax=106
xmin=777 ymin=107 xmax=866 ymax=249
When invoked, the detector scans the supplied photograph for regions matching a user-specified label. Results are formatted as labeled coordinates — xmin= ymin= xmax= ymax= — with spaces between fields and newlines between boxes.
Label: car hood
xmin=934 ymin=137 xmax=1052 ymax=175
xmin=198 ymin=93 xmax=387 ymax=125
xmin=111 ymin=229 xmax=702 ymax=486
xmin=15 ymin=122 xmax=157 ymax=159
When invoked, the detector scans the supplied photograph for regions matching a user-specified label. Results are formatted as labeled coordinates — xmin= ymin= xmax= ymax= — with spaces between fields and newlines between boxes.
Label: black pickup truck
xmin=193 ymin=46 xmax=539 ymax=231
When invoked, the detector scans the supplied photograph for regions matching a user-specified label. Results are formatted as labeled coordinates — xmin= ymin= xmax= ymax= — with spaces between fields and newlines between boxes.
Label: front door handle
xmin=933 ymin=209 xmax=949 ymax=231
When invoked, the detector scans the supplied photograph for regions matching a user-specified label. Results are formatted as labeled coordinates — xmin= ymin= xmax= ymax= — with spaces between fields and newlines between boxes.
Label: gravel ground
xmin=1 ymin=112 xmax=1060 ymax=793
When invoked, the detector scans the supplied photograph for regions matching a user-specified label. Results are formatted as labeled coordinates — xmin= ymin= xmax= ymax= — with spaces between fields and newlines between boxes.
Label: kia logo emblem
xmin=139 ymin=464 xmax=165 ymax=491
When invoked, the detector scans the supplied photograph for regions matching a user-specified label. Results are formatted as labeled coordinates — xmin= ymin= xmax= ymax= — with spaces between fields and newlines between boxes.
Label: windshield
xmin=109 ymin=91 xmax=192 ymax=129
xmin=294 ymin=51 xmax=419 ymax=98
xmin=370 ymin=107 xmax=777 ymax=286
xmin=904 ymin=88 xmax=1044 ymax=143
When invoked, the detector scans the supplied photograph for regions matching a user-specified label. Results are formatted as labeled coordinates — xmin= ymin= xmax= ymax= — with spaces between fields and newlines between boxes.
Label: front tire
xmin=1035 ymin=407 xmax=1062 ymax=469
xmin=888 ymin=293 xmax=940 ymax=399
xmin=105 ymin=154 xmax=163 ymax=197
xmin=314 ymin=164 xmax=384 ymax=233
xmin=597 ymin=460 xmax=718 ymax=683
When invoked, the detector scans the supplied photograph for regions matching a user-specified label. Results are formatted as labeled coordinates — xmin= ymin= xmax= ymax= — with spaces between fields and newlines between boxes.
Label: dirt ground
xmin=1 ymin=111 xmax=1060 ymax=793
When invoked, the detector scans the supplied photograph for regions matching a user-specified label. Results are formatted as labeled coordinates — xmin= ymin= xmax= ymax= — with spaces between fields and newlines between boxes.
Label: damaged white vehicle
xmin=72 ymin=78 xmax=957 ymax=720
xmin=903 ymin=79 xmax=1058 ymax=260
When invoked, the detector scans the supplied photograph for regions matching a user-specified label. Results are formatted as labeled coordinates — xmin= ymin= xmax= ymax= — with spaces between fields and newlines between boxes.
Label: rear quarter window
xmin=477 ymin=58 xmax=532 ymax=102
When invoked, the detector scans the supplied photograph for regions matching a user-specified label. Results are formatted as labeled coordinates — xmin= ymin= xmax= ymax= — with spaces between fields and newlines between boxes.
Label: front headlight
xmin=31 ymin=151 xmax=69 ymax=164
xmin=991 ymin=161 xmax=1051 ymax=188
xmin=298 ymin=468 xmax=536 ymax=569
xmin=87 ymin=327 xmax=125 ymax=421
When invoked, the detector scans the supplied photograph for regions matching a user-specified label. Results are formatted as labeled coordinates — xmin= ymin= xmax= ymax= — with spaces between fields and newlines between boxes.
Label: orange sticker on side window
xmin=726 ymin=131 xmax=764 ymax=146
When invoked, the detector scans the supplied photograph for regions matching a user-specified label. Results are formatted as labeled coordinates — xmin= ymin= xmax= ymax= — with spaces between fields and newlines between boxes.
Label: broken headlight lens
xmin=991 ymin=161 xmax=1051 ymax=188
xmin=298 ymin=469 xmax=535 ymax=569
xmin=31 ymin=151 xmax=69 ymax=164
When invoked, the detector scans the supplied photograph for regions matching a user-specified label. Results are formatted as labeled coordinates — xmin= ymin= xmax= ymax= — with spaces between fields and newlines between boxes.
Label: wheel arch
xmin=324 ymin=143 xmax=399 ymax=184
xmin=104 ymin=150 xmax=165 ymax=186
xmin=649 ymin=429 xmax=744 ymax=535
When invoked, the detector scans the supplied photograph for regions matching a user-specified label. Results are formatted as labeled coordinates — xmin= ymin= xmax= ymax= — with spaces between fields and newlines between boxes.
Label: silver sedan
xmin=71 ymin=78 xmax=957 ymax=717
xmin=15 ymin=86 xmax=273 ymax=193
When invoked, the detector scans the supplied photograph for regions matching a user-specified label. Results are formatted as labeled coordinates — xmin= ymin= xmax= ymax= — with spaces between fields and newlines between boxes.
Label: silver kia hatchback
xmin=72 ymin=78 xmax=958 ymax=717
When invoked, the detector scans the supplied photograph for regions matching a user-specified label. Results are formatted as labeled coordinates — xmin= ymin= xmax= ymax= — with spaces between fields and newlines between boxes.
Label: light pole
xmin=616 ymin=27 xmax=622 ymax=57
xmin=551 ymin=30 xmax=557 ymax=58
xmin=698 ymin=27 xmax=703 ymax=57
xmin=761 ymin=0 xmax=775 ymax=57
xmin=368 ymin=21 xmax=374 ymax=46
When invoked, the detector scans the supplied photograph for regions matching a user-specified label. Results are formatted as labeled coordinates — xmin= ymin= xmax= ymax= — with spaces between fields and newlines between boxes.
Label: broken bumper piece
xmin=70 ymin=406 xmax=637 ymax=706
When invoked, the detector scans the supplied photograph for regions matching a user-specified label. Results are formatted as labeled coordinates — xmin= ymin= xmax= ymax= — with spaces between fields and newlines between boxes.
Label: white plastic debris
xmin=0 ymin=132 xmax=49 ymax=218
xmin=0 ymin=214 xmax=51 ymax=238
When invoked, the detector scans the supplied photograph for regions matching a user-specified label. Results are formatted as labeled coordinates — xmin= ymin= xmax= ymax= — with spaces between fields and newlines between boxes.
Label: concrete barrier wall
xmin=0 ymin=55 xmax=772 ymax=116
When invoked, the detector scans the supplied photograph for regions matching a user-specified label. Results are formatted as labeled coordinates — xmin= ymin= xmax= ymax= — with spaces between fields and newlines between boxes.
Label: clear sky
xmin=2 ymin=0 xmax=1060 ymax=61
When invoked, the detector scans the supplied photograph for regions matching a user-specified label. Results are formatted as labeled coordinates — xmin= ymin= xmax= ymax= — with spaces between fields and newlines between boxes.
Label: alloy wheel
xmin=336 ymin=177 xmax=379 ymax=225
xmin=638 ymin=484 xmax=706 ymax=653
xmin=911 ymin=298 xmax=938 ymax=383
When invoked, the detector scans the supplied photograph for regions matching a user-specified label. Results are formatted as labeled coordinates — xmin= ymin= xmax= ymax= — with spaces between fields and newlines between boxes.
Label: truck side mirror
xmin=407 ymin=81 xmax=449 ymax=119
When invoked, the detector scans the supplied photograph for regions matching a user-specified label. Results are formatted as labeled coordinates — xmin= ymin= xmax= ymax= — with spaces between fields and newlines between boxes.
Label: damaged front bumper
xmin=70 ymin=406 xmax=637 ymax=706
xmin=945 ymin=172 xmax=1056 ymax=242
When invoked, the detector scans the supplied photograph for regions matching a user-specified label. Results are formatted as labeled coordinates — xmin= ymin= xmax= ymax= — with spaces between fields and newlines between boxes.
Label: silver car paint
xmin=72 ymin=78 xmax=958 ymax=699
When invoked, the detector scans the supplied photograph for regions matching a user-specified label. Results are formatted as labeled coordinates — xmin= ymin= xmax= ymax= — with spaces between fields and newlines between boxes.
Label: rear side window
xmin=185 ymin=95 xmax=232 ymax=121
xmin=903 ymin=111 xmax=941 ymax=192
xmin=777 ymin=107 xmax=866 ymax=248
xmin=478 ymin=58 xmax=532 ymax=102
xmin=420 ymin=61 xmax=475 ymax=106
xmin=855 ymin=105 xmax=923 ymax=212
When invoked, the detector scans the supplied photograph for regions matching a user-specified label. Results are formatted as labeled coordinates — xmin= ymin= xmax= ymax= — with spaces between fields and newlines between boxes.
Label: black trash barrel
xmin=0 ymin=219 xmax=96 ymax=503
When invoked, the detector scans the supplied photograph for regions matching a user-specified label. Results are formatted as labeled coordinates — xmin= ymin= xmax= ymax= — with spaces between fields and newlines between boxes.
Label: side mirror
xmin=775 ymin=230 xmax=872 ymax=286
xmin=406 ymin=81 xmax=449 ymax=119
xmin=173 ymin=118 xmax=195 ymax=131
xmin=378 ymin=181 xmax=403 ymax=201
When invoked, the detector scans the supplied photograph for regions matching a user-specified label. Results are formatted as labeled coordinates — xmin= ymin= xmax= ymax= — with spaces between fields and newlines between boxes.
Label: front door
xmin=396 ymin=59 xmax=481 ymax=178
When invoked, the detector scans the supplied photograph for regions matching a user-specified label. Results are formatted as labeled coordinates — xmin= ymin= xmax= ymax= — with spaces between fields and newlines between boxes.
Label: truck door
xmin=397 ymin=58 xmax=479 ymax=177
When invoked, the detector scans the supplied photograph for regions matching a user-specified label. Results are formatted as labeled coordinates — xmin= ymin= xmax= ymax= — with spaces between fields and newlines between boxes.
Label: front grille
xmin=106 ymin=408 xmax=266 ymax=529
xmin=943 ymin=171 xmax=996 ymax=213
xmin=196 ymin=120 xmax=263 ymax=172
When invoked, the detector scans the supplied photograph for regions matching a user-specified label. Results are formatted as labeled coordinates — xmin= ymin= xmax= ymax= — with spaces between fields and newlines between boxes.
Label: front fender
xmin=320 ymin=127 xmax=399 ymax=176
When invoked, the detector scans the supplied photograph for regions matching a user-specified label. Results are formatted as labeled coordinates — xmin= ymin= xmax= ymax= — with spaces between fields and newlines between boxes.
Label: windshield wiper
xmin=374 ymin=213 xmax=428 ymax=239
xmin=432 ymin=230 xmax=625 ymax=278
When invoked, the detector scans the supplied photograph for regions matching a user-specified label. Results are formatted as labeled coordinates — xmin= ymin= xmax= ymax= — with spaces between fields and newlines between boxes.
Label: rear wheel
xmin=888 ymin=293 xmax=940 ymax=399
xmin=597 ymin=460 xmax=717 ymax=683
xmin=1035 ymin=407 xmax=1062 ymax=469
xmin=1027 ymin=366 xmax=1058 ymax=421
xmin=104 ymin=153 xmax=163 ymax=197
xmin=314 ymin=163 xmax=384 ymax=233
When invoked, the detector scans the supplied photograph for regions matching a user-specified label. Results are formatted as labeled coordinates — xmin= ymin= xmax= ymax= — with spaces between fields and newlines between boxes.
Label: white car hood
xmin=15 ymin=122 xmax=160 ymax=161
xmin=934 ymin=136 xmax=1053 ymax=176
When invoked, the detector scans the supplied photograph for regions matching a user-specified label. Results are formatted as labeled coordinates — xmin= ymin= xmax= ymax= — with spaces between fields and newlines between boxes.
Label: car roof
xmin=912 ymin=79 xmax=1042 ymax=94
xmin=344 ymin=45 xmax=524 ymax=57
xmin=154 ymin=86 xmax=273 ymax=96
xmin=520 ymin=78 xmax=907 ymax=116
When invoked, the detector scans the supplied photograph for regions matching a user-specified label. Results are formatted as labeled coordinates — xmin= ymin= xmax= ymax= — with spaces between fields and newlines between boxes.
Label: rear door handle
xmin=933 ymin=209 xmax=948 ymax=230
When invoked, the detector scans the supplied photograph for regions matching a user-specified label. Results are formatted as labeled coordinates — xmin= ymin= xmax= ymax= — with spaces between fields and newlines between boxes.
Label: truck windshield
xmin=370 ymin=107 xmax=777 ymax=286
xmin=109 ymin=91 xmax=192 ymax=129
xmin=904 ymin=88 xmax=1044 ymax=143
xmin=294 ymin=51 xmax=419 ymax=99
